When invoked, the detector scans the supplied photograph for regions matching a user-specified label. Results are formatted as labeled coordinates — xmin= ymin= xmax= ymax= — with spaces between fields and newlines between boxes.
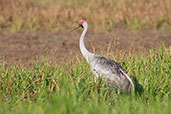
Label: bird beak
xmin=69 ymin=24 xmax=81 ymax=33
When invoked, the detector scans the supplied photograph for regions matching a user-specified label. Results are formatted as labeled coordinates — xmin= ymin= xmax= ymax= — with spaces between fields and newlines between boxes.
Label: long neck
xmin=79 ymin=26 xmax=93 ymax=63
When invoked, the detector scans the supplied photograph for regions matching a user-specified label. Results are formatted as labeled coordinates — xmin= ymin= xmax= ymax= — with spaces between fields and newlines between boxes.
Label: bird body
xmin=90 ymin=55 xmax=134 ymax=92
xmin=71 ymin=20 xmax=134 ymax=92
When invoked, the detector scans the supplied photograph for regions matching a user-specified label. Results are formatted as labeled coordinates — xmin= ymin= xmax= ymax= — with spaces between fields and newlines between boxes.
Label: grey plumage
xmin=90 ymin=55 xmax=133 ymax=92
xmin=71 ymin=20 xmax=134 ymax=92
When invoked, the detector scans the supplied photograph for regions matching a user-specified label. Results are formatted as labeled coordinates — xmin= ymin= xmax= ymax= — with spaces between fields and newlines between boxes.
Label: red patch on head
xmin=81 ymin=20 xmax=85 ymax=24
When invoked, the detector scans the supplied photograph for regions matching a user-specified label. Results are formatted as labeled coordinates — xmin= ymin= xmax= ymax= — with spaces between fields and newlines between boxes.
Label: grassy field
xmin=0 ymin=46 xmax=170 ymax=114
xmin=0 ymin=0 xmax=171 ymax=33
xmin=0 ymin=0 xmax=170 ymax=113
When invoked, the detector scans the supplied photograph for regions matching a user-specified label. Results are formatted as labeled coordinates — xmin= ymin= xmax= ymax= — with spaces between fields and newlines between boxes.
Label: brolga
xmin=71 ymin=20 xmax=134 ymax=92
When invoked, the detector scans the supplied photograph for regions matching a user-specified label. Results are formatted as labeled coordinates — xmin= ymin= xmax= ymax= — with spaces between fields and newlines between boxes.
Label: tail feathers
xmin=119 ymin=68 xmax=135 ymax=92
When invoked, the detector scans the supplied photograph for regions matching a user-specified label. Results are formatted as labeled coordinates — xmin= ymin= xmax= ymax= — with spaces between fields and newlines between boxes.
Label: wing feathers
xmin=91 ymin=55 xmax=134 ymax=92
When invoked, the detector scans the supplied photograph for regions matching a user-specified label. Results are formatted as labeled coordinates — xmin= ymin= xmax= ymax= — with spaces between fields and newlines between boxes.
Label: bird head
xmin=70 ymin=20 xmax=87 ymax=33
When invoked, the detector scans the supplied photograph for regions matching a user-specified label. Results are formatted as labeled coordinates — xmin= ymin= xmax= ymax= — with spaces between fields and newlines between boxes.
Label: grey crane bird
xmin=71 ymin=20 xmax=134 ymax=92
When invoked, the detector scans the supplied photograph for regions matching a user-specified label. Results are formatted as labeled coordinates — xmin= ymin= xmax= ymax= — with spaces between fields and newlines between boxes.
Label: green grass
xmin=0 ymin=46 xmax=171 ymax=114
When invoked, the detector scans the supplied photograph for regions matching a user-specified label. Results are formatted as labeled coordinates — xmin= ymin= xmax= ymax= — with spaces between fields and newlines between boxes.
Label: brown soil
xmin=0 ymin=29 xmax=171 ymax=67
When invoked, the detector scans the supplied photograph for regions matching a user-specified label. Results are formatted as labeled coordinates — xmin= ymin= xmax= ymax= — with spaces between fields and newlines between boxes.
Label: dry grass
xmin=0 ymin=0 xmax=171 ymax=33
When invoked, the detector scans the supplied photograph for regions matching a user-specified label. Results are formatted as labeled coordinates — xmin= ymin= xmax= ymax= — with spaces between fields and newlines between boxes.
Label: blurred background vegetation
xmin=0 ymin=0 xmax=171 ymax=33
